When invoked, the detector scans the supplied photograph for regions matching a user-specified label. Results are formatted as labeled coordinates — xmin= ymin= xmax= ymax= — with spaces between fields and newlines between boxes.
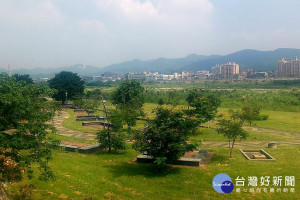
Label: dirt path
xmin=202 ymin=141 xmax=300 ymax=147
xmin=52 ymin=111 xmax=96 ymax=141
xmin=243 ymin=126 xmax=300 ymax=139
xmin=52 ymin=111 xmax=300 ymax=145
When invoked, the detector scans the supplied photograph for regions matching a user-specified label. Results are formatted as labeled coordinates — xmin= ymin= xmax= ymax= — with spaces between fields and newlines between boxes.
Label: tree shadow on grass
xmin=95 ymin=150 xmax=128 ymax=155
xmin=209 ymin=153 xmax=228 ymax=164
xmin=106 ymin=162 xmax=182 ymax=178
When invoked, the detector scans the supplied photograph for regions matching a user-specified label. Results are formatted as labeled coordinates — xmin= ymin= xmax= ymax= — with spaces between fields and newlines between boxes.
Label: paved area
xmin=52 ymin=111 xmax=96 ymax=140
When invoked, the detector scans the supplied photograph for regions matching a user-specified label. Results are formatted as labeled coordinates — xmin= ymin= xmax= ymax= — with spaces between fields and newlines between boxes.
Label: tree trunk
xmin=229 ymin=139 xmax=236 ymax=158
xmin=0 ymin=183 xmax=9 ymax=200
xmin=107 ymin=129 xmax=111 ymax=153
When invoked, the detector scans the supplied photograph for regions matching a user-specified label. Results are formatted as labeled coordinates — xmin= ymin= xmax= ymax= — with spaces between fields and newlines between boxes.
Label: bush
xmin=257 ymin=114 xmax=269 ymax=121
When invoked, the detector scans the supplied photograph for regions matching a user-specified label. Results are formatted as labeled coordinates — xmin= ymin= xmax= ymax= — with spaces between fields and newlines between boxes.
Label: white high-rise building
xmin=278 ymin=57 xmax=300 ymax=77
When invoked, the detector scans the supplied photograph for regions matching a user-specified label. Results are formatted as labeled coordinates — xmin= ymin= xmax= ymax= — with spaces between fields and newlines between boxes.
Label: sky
xmin=0 ymin=0 xmax=300 ymax=69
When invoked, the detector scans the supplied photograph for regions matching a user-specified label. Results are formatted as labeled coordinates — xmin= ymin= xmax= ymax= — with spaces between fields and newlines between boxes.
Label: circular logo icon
xmin=212 ymin=173 xmax=234 ymax=193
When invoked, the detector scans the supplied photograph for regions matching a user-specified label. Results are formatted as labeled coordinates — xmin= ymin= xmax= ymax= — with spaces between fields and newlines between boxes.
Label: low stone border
xmin=74 ymin=109 xmax=86 ymax=113
xmin=82 ymin=121 xmax=112 ymax=127
xmin=239 ymin=149 xmax=276 ymax=161
xmin=136 ymin=149 xmax=208 ymax=167
xmin=76 ymin=115 xmax=106 ymax=121
xmin=60 ymin=144 xmax=101 ymax=154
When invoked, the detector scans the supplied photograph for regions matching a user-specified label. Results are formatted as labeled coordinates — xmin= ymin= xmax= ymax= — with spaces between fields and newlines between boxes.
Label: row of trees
xmin=97 ymin=80 xmax=224 ymax=169
xmin=99 ymin=79 xmax=264 ymax=168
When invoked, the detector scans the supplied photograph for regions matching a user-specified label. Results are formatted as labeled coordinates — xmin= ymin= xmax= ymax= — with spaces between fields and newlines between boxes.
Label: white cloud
xmin=94 ymin=0 xmax=214 ymax=29
xmin=0 ymin=0 xmax=65 ymax=27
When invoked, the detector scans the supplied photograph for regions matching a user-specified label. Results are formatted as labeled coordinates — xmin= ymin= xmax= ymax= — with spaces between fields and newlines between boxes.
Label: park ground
xmin=5 ymin=100 xmax=300 ymax=200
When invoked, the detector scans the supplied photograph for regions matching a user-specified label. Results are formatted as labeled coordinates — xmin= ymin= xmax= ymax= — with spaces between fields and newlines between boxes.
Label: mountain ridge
xmin=1 ymin=48 xmax=300 ymax=78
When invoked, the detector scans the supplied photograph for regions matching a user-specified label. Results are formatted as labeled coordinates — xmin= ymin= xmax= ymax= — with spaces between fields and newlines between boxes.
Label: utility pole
xmin=100 ymin=93 xmax=111 ymax=152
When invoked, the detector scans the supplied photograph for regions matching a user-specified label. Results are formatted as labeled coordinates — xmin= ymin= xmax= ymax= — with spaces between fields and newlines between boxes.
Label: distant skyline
xmin=0 ymin=0 xmax=300 ymax=69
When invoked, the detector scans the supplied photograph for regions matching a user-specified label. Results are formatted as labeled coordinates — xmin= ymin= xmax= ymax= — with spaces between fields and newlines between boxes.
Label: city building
xmin=125 ymin=72 xmax=146 ymax=81
xmin=278 ymin=57 xmax=300 ymax=77
xmin=212 ymin=62 xmax=240 ymax=79
xmin=197 ymin=70 xmax=210 ymax=80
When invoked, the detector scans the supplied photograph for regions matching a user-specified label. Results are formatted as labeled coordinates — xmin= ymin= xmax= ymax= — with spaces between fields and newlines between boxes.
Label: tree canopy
xmin=0 ymin=73 xmax=59 ymax=182
xmin=48 ymin=71 xmax=84 ymax=103
xmin=12 ymin=74 xmax=33 ymax=84
xmin=134 ymin=90 xmax=220 ymax=169
xmin=185 ymin=91 xmax=221 ymax=123
xmin=112 ymin=80 xmax=145 ymax=128
xmin=112 ymin=80 xmax=144 ymax=109
xmin=134 ymin=108 xmax=199 ymax=169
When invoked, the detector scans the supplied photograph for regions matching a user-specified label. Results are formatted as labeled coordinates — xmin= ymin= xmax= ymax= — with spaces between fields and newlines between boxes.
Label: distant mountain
xmin=4 ymin=64 xmax=102 ymax=79
xmin=1 ymin=48 xmax=300 ymax=77
xmin=97 ymin=48 xmax=300 ymax=73
xmin=183 ymin=48 xmax=300 ymax=71
xmin=100 ymin=54 xmax=222 ymax=74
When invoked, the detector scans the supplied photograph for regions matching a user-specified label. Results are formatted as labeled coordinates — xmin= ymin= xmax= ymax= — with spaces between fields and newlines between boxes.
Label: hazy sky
xmin=0 ymin=0 xmax=300 ymax=69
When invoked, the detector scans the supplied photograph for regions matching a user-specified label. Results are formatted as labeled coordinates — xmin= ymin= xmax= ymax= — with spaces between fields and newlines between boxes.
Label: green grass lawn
xmin=255 ymin=110 xmax=300 ymax=133
xmin=189 ymin=128 xmax=300 ymax=142
xmin=204 ymin=108 xmax=300 ymax=134
xmin=6 ymin=145 xmax=300 ymax=200
xmin=62 ymin=109 xmax=100 ymax=135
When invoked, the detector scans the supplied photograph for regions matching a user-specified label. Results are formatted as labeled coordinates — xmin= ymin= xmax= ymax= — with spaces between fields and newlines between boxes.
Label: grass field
xmin=189 ymin=128 xmax=300 ymax=142
xmin=6 ymin=96 xmax=298 ymax=200
xmin=6 ymin=146 xmax=300 ymax=200
xmin=212 ymin=108 xmax=300 ymax=134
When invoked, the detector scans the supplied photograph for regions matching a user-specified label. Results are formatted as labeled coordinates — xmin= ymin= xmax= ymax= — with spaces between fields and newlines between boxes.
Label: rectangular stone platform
xmin=60 ymin=144 xmax=101 ymax=154
xmin=82 ymin=121 xmax=112 ymax=127
xmin=136 ymin=150 xmax=207 ymax=167
xmin=239 ymin=149 xmax=276 ymax=161
xmin=76 ymin=115 xmax=106 ymax=121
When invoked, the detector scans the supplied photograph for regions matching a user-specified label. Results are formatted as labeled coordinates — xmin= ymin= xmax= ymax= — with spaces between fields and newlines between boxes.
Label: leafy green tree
xmin=48 ymin=71 xmax=84 ymax=104
xmin=167 ymin=91 xmax=179 ymax=107
xmin=0 ymin=73 xmax=59 ymax=182
xmin=82 ymin=99 xmax=98 ymax=115
xmin=157 ymin=98 xmax=165 ymax=109
xmin=133 ymin=108 xmax=199 ymax=169
xmin=185 ymin=91 xmax=221 ymax=123
xmin=85 ymin=89 xmax=102 ymax=100
xmin=217 ymin=100 xmax=261 ymax=158
xmin=12 ymin=74 xmax=33 ymax=84
xmin=112 ymin=80 xmax=145 ymax=128
xmin=217 ymin=118 xmax=248 ymax=158
xmin=239 ymin=100 xmax=262 ymax=126
xmin=97 ymin=109 xmax=126 ymax=153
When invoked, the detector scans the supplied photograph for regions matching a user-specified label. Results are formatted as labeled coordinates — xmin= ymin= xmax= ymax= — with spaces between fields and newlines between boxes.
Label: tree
xmin=48 ymin=71 xmax=84 ymax=104
xmin=133 ymin=108 xmax=199 ymax=169
xmin=239 ymin=100 xmax=262 ymax=126
xmin=12 ymin=74 xmax=33 ymax=84
xmin=97 ymin=109 xmax=126 ymax=153
xmin=185 ymin=91 xmax=221 ymax=123
xmin=167 ymin=91 xmax=179 ymax=107
xmin=217 ymin=98 xmax=265 ymax=158
xmin=112 ymin=80 xmax=145 ymax=128
xmin=157 ymin=98 xmax=164 ymax=109
xmin=0 ymin=73 xmax=59 ymax=182
xmin=217 ymin=118 xmax=248 ymax=158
